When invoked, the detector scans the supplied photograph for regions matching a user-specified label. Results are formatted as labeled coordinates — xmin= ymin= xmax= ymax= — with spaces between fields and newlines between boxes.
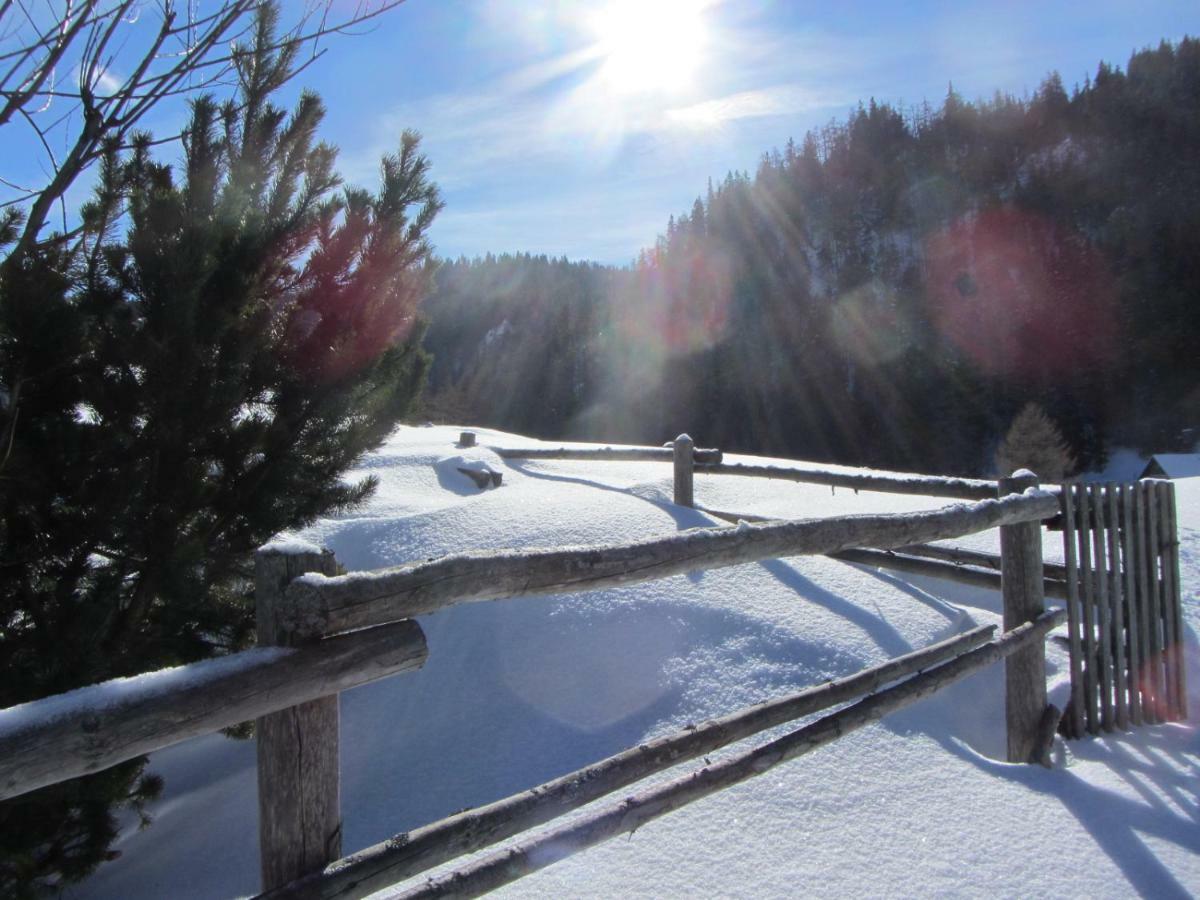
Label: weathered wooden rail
xmin=4 ymin=430 xmax=1180 ymax=899
xmin=279 ymin=489 xmax=1059 ymax=636
xmin=495 ymin=442 xmax=723 ymax=465
xmin=264 ymin=624 xmax=1000 ymax=900
xmin=0 ymin=615 xmax=427 ymax=802
xmin=391 ymin=612 xmax=1067 ymax=900
xmin=700 ymin=506 xmax=1075 ymax=599
xmin=492 ymin=432 xmax=998 ymax=501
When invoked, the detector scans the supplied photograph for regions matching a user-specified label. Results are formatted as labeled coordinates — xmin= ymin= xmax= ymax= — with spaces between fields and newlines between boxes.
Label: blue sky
xmin=4 ymin=1 xmax=1197 ymax=265
xmin=318 ymin=0 xmax=1195 ymax=265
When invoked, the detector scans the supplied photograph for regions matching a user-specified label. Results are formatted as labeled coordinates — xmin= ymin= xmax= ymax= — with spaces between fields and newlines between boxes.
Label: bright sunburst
xmin=587 ymin=0 xmax=709 ymax=94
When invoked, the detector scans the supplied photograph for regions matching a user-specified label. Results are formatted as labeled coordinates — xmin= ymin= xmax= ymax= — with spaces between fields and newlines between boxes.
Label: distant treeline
xmin=420 ymin=38 xmax=1200 ymax=476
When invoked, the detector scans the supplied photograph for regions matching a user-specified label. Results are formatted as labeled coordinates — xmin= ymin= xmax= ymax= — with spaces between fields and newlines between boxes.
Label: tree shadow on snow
xmin=501 ymin=459 xmax=716 ymax=532
xmin=845 ymin=563 xmax=989 ymax=625
xmin=881 ymin=648 xmax=1198 ymax=898
xmin=941 ymin=725 xmax=1198 ymax=898
xmin=756 ymin=558 xmax=917 ymax=658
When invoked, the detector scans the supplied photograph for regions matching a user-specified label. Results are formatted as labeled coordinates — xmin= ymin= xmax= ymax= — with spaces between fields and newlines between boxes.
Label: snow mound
xmin=434 ymin=448 xmax=505 ymax=492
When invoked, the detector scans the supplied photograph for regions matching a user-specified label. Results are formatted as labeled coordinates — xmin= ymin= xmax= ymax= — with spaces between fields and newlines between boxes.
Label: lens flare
xmin=620 ymin=246 xmax=733 ymax=356
xmin=831 ymin=280 xmax=913 ymax=368
xmin=924 ymin=208 xmax=1117 ymax=382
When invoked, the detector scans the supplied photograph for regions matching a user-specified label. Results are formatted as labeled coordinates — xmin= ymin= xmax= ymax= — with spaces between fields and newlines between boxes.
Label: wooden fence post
xmin=999 ymin=471 xmax=1047 ymax=763
xmin=673 ymin=434 xmax=694 ymax=508
xmin=255 ymin=546 xmax=342 ymax=891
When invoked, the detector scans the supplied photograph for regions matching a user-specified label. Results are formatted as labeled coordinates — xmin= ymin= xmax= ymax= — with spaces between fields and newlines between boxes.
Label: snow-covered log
xmin=259 ymin=625 xmax=996 ymax=900
xmin=392 ymin=610 xmax=1067 ymax=899
xmin=283 ymin=492 xmax=1061 ymax=637
xmin=0 ymin=620 xmax=427 ymax=802
xmin=696 ymin=461 xmax=1000 ymax=499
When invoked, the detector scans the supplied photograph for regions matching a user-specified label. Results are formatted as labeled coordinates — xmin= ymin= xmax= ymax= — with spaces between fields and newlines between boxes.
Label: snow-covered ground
xmin=72 ymin=426 xmax=1199 ymax=899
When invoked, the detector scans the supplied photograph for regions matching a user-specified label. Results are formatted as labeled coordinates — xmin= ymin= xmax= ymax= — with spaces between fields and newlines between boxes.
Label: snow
xmin=1146 ymin=454 xmax=1200 ymax=480
xmin=1087 ymin=447 xmax=1152 ymax=483
xmin=483 ymin=318 xmax=513 ymax=347
xmin=68 ymin=425 xmax=1199 ymax=899
xmin=433 ymin=448 xmax=504 ymax=492
xmin=259 ymin=535 xmax=325 ymax=556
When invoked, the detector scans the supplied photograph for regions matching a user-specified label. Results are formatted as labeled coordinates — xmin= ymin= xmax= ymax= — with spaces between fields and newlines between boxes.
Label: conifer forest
xmin=422 ymin=39 xmax=1200 ymax=476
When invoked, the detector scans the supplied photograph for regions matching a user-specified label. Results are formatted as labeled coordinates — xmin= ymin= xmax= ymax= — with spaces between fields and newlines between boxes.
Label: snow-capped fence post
xmin=673 ymin=434 xmax=694 ymax=507
xmin=998 ymin=471 xmax=1048 ymax=763
xmin=255 ymin=545 xmax=343 ymax=892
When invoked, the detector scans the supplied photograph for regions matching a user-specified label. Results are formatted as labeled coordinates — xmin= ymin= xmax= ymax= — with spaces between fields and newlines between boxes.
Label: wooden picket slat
xmin=1061 ymin=483 xmax=1086 ymax=738
xmin=1105 ymin=484 xmax=1128 ymax=730
xmin=1164 ymin=484 xmax=1187 ymax=720
xmin=1155 ymin=482 xmax=1180 ymax=719
xmin=1120 ymin=484 xmax=1142 ymax=726
xmin=1144 ymin=482 xmax=1165 ymax=722
xmin=1131 ymin=484 xmax=1155 ymax=723
xmin=1076 ymin=484 xmax=1099 ymax=734
xmin=1089 ymin=484 xmax=1114 ymax=731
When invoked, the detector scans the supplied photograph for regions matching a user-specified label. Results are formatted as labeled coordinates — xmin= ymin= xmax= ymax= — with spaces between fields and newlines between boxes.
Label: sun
xmin=586 ymin=0 xmax=710 ymax=94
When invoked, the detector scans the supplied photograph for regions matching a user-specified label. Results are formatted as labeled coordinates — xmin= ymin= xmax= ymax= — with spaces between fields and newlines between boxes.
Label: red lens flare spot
xmin=924 ymin=208 xmax=1117 ymax=382
xmin=623 ymin=246 xmax=733 ymax=357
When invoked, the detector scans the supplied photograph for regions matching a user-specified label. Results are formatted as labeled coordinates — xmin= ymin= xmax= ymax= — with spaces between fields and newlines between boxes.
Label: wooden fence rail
xmin=831 ymin=547 xmax=1072 ymax=601
xmin=494 ymin=444 xmax=723 ymax=464
xmin=390 ymin=611 xmax=1066 ymax=900
xmin=896 ymin=542 xmax=1070 ymax=582
xmin=695 ymin=461 xmax=999 ymax=500
xmin=7 ymin=430 xmax=1152 ymax=898
xmin=481 ymin=434 xmax=997 ymax=500
xmin=0 ymin=618 xmax=427 ymax=803
xmin=280 ymin=490 xmax=1059 ymax=637
xmin=698 ymin=505 xmax=1073 ymax=600
xmin=263 ymin=625 xmax=997 ymax=900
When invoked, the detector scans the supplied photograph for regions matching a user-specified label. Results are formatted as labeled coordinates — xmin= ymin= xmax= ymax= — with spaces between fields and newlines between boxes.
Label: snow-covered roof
xmin=1141 ymin=453 xmax=1200 ymax=479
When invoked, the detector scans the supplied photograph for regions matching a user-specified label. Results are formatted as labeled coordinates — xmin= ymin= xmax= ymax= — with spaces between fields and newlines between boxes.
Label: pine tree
xmin=0 ymin=5 xmax=440 ymax=891
xmin=995 ymin=403 xmax=1076 ymax=481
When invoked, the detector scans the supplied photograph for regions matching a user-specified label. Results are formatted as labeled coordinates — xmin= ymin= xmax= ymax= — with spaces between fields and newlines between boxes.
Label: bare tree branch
xmin=0 ymin=0 xmax=410 ymax=260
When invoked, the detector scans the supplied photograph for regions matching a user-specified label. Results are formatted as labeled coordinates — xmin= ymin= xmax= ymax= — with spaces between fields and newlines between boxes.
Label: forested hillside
xmin=421 ymin=39 xmax=1199 ymax=476
xmin=421 ymin=254 xmax=614 ymax=437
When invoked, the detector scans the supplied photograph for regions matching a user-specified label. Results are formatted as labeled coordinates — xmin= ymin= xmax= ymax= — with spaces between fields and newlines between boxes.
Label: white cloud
xmin=95 ymin=69 xmax=123 ymax=95
xmin=665 ymin=85 xmax=842 ymax=129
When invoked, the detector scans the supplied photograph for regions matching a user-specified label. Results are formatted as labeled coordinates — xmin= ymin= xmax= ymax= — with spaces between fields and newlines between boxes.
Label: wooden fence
xmin=0 ymin=433 xmax=1181 ymax=899
xmin=1060 ymin=480 xmax=1187 ymax=736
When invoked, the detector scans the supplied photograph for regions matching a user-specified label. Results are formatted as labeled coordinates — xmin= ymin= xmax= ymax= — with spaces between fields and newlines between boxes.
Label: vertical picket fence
xmin=1060 ymin=479 xmax=1187 ymax=737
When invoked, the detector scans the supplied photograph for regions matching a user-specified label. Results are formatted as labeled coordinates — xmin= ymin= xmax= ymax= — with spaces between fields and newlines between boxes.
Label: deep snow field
xmin=72 ymin=425 xmax=1199 ymax=899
